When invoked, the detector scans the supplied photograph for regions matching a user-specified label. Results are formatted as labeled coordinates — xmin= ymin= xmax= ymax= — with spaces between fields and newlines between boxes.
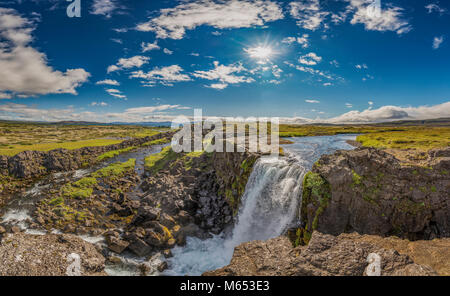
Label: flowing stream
xmin=0 ymin=144 xmax=166 ymax=235
xmin=165 ymin=134 xmax=357 ymax=275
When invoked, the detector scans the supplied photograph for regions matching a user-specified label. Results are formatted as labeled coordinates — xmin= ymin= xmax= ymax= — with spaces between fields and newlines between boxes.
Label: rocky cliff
xmin=119 ymin=150 xmax=259 ymax=258
xmin=301 ymin=147 xmax=450 ymax=241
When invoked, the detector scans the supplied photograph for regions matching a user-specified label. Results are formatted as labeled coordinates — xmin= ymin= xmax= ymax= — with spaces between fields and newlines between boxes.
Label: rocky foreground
xmin=205 ymin=231 xmax=447 ymax=276
xmin=0 ymin=232 xmax=105 ymax=276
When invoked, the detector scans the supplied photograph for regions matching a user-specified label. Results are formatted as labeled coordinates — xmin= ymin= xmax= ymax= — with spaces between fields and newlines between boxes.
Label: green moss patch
xmin=144 ymin=146 xmax=179 ymax=174
xmin=143 ymin=138 xmax=170 ymax=146
xmin=301 ymin=172 xmax=332 ymax=231
xmin=97 ymin=146 xmax=136 ymax=161
xmin=92 ymin=158 xmax=136 ymax=178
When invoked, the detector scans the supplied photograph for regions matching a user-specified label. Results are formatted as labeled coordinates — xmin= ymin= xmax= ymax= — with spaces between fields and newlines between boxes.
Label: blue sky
xmin=0 ymin=0 xmax=449 ymax=123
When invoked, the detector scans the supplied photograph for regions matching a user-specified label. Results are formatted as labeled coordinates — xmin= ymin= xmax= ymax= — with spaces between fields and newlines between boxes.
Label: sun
xmin=244 ymin=45 xmax=275 ymax=63
xmin=245 ymin=46 xmax=273 ymax=59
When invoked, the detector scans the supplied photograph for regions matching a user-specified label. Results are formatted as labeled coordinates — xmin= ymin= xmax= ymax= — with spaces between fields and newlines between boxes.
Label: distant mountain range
xmin=1 ymin=118 xmax=449 ymax=127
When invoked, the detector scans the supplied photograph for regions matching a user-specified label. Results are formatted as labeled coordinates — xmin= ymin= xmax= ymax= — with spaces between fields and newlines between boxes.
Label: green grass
xmin=0 ymin=139 xmax=122 ymax=156
xmin=142 ymin=138 xmax=171 ymax=146
xmin=356 ymin=127 xmax=450 ymax=150
xmin=144 ymin=146 xmax=179 ymax=174
xmin=97 ymin=146 xmax=136 ymax=161
xmin=279 ymin=124 xmax=405 ymax=138
xmin=0 ymin=121 xmax=170 ymax=156
xmin=91 ymin=158 xmax=136 ymax=178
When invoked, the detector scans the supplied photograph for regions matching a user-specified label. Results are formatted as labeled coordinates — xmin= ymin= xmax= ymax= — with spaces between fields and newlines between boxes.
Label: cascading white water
xmin=165 ymin=134 xmax=357 ymax=276
xmin=165 ymin=156 xmax=305 ymax=276
xmin=225 ymin=157 xmax=305 ymax=245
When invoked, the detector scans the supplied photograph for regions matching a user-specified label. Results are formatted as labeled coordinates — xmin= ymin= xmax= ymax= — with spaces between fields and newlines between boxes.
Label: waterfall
xmin=165 ymin=156 xmax=306 ymax=276
xmin=225 ymin=157 xmax=305 ymax=246
xmin=165 ymin=134 xmax=357 ymax=276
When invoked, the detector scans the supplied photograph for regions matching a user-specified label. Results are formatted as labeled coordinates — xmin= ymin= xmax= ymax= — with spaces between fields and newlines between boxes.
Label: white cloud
xmin=289 ymin=0 xmax=329 ymax=31
xmin=141 ymin=41 xmax=160 ymax=52
xmin=0 ymin=103 xmax=191 ymax=123
xmin=1 ymin=102 xmax=448 ymax=125
xmin=96 ymin=79 xmax=120 ymax=86
xmin=190 ymin=52 xmax=200 ymax=57
xmin=105 ymin=88 xmax=121 ymax=94
xmin=327 ymin=102 xmax=450 ymax=123
xmin=193 ymin=61 xmax=255 ymax=89
xmin=305 ymin=99 xmax=320 ymax=103
xmin=425 ymin=3 xmax=447 ymax=14
xmin=284 ymin=61 xmax=336 ymax=81
xmin=282 ymin=34 xmax=309 ymax=48
xmin=433 ymin=36 xmax=444 ymax=49
xmin=345 ymin=103 xmax=353 ymax=108
xmin=105 ymin=88 xmax=126 ymax=99
xmin=298 ymin=52 xmax=322 ymax=65
xmin=91 ymin=0 xmax=120 ymax=18
xmin=346 ymin=0 xmax=412 ymax=35
xmin=207 ymin=83 xmax=228 ymax=90
xmin=355 ymin=63 xmax=368 ymax=69
xmin=136 ymin=0 xmax=283 ymax=39
xmin=0 ymin=92 xmax=12 ymax=99
xmin=130 ymin=65 xmax=191 ymax=87
xmin=125 ymin=104 xmax=190 ymax=114
xmin=0 ymin=8 xmax=90 ymax=98
xmin=107 ymin=56 xmax=150 ymax=73
xmin=91 ymin=102 xmax=108 ymax=106
xmin=163 ymin=48 xmax=173 ymax=55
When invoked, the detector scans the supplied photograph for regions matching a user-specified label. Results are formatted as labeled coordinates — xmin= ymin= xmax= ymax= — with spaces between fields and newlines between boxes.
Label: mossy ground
xmin=0 ymin=139 xmax=123 ymax=156
xmin=38 ymin=159 xmax=137 ymax=230
xmin=92 ymin=158 xmax=136 ymax=178
xmin=97 ymin=146 xmax=136 ymax=161
xmin=278 ymin=124 xmax=405 ymax=138
xmin=0 ymin=121 xmax=169 ymax=156
xmin=144 ymin=146 xmax=179 ymax=174
xmin=142 ymin=138 xmax=171 ymax=146
xmin=356 ymin=127 xmax=450 ymax=150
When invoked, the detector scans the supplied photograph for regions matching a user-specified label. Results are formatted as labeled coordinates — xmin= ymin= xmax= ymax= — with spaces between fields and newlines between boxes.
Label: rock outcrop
xmin=204 ymin=231 xmax=440 ymax=276
xmin=121 ymin=150 xmax=259 ymax=257
xmin=301 ymin=147 xmax=450 ymax=240
xmin=1 ymin=131 xmax=174 ymax=179
xmin=0 ymin=233 xmax=105 ymax=276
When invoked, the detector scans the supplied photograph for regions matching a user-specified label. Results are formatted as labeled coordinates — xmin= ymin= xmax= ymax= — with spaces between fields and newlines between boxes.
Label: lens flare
xmin=245 ymin=46 xmax=273 ymax=60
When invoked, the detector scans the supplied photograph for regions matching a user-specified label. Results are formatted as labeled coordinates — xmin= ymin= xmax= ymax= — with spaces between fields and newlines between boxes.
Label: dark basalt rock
xmin=301 ymin=147 xmax=450 ymax=240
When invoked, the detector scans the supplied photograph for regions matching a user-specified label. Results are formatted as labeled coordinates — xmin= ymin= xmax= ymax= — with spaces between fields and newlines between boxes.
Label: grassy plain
xmin=0 ymin=121 xmax=169 ymax=156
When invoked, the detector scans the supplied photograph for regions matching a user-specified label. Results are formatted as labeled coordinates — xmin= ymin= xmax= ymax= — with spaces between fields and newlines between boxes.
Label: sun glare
xmin=245 ymin=46 xmax=274 ymax=63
